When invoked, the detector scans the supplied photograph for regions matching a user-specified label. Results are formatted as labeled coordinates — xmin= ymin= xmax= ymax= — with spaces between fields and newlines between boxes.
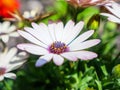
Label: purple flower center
xmin=49 ymin=41 xmax=68 ymax=54
xmin=0 ymin=67 xmax=6 ymax=76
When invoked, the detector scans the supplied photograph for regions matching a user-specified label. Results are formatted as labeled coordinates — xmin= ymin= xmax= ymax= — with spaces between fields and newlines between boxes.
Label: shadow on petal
xmin=35 ymin=58 xmax=48 ymax=67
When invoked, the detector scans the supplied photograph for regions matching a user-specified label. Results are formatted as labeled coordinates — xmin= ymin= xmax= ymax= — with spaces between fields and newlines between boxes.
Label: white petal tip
xmin=82 ymin=54 xmax=98 ymax=60
xmin=17 ymin=44 xmax=25 ymax=50
xmin=35 ymin=58 xmax=48 ymax=67
xmin=96 ymin=39 xmax=101 ymax=44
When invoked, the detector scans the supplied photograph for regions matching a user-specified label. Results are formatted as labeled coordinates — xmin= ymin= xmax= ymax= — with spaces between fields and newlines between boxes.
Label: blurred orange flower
xmin=0 ymin=0 xmax=20 ymax=18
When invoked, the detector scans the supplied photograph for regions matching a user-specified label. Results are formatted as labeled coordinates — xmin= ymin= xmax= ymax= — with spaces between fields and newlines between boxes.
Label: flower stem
xmin=3 ymin=80 xmax=11 ymax=90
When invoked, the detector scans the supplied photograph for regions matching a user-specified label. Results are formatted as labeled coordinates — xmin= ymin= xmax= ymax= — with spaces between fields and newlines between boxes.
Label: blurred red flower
xmin=0 ymin=0 xmax=20 ymax=18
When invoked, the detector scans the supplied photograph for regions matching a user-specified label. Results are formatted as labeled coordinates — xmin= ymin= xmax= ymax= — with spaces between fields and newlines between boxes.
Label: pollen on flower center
xmin=0 ymin=67 xmax=6 ymax=76
xmin=49 ymin=41 xmax=68 ymax=54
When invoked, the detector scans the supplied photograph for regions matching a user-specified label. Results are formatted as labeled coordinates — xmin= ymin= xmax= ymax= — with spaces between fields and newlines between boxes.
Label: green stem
xmin=3 ymin=80 xmax=11 ymax=90
xmin=113 ymin=52 xmax=120 ymax=65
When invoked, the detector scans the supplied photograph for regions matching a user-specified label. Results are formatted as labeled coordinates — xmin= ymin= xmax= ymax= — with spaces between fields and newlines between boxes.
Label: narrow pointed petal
xmin=48 ymin=23 xmax=56 ymax=41
xmin=61 ymin=20 xmax=75 ymax=43
xmin=65 ymin=21 xmax=84 ymax=44
xmin=69 ymin=30 xmax=94 ymax=46
xmin=53 ymin=54 xmax=64 ymax=66
xmin=24 ymin=27 xmax=52 ymax=46
xmin=69 ymin=39 xmax=100 ymax=51
xmin=4 ymin=73 xmax=16 ymax=79
xmin=5 ymin=47 xmax=17 ymax=63
xmin=55 ymin=22 xmax=64 ymax=41
xmin=27 ymin=23 xmax=53 ymax=45
xmin=75 ymin=51 xmax=98 ymax=60
xmin=7 ymin=60 xmax=26 ymax=72
xmin=101 ymin=13 xmax=120 ymax=24
xmin=105 ymin=4 xmax=120 ymax=18
xmin=17 ymin=43 xmax=49 ymax=55
xmin=18 ymin=30 xmax=47 ymax=48
xmin=11 ymin=52 xmax=28 ymax=62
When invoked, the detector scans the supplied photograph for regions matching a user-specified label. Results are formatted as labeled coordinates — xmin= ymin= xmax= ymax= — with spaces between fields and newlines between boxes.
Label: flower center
xmin=49 ymin=41 xmax=68 ymax=54
xmin=0 ymin=67 xmax=6 ymax=76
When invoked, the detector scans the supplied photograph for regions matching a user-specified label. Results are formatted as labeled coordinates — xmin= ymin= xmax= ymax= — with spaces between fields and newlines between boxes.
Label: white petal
xmin=69 ymin=39 xmax=100 ymax=51
xmin=6 ymin=60 xmax=26 ymax=72
xmin=2 ymin=22 xmax=10 ymax=32
xmin=9 ymin=32 xmax=19 ymax=37
xmin=64 ymin=21 xmax=84 ymax=45
xmin=6 ymin=48 xmax=18 ymax=62
xmin=61 ymin=20 xmax=75 ymax=43
xmin=39 ymin=54 xmax=53 ymax=62
xmin=18 ymin=30 xmax=47 ymax=48
xmin=0 ymin=76 xmax=4 ymax=81
xmin=75 ymin=51 xmax=98 ymax=60
xmin=105 ymin=4 xmax=120 ymax=18
xmin=101 ymin=13 xmax=120 ymax=24
xmin=61 ymin=52 xmax=77 ymax=61
xmin=11 ymin=52 xmax=28 ymax=62
xmin=4 ymin=73 xmax=16 ymax=79
xmin=55 ymin=22 xmax=64 ymax=41
xmin=53 ymin=54 xmax=64 ymax=66
xmin=38 ymin=23 xmax=54 ymax=43
xmin=7 ymin=25 xmax=16 ymax=32
xmin=69 ymin=30 xmax=94 ymax=46
xmin=0 ymin=48 xmax=8 ymax=66
xmin=48 ymin=23 xmax=56 ymax=41
xmin=17 ymin=43 xmax=49 ymax=55
xmin=1 ymin=35 xmax=9 ymax=43
xmin=26 ymin=23 xmax=53 ymax=45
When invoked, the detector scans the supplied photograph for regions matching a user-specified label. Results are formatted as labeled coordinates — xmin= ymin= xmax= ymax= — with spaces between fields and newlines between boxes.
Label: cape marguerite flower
xmin=0 ymin=21 xmax=19 ymax=43
xmin=0 ymin=47 xmax=28 ymax=81
xmin=17 ymin=20 xmax=100 ymax=66
xmin=101 ymin=2 xmax=120 ymax=24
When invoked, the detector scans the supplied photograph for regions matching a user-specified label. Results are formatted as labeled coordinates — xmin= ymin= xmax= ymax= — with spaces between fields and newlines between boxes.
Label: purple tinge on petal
xmin=35 ymin=58 xmax=48 ymax=67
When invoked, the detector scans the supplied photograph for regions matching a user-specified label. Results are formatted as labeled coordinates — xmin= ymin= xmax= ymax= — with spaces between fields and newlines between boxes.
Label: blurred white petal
xmin=4 ymin=73 xmax=16 ymax=79
xmin=0 ymin=76 xmax=4 ymax=81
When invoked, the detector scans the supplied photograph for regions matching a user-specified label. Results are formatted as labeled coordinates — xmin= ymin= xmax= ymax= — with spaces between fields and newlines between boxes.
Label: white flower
xmin=22 ymin=9 xmax=40 ymax=19
xmin=0 ymin=47 xmax=28 ymax=81
xmin=0 ymin=21 xmax=19 ymax=43
xmin=17 ymin=20 xmax=100 ymax=66
xmin=101 ymin=2 xmax=120 ymax=24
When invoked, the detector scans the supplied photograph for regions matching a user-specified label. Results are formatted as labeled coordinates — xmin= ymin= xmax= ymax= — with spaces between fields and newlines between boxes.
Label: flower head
xmin=17 ymin=20 xmax=100 ymax=66
xmin=101 ymin=2 xmax=120 ymax=24
xmin=66 ymin=0 xmax=117 ymax=8
xmin=0 ymin=21 xmax=19 ymax=43
xmin=0 ymin=0 xmax=20 ymax=18
xmin=0 ymin=47 xmax=28 ymax=81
